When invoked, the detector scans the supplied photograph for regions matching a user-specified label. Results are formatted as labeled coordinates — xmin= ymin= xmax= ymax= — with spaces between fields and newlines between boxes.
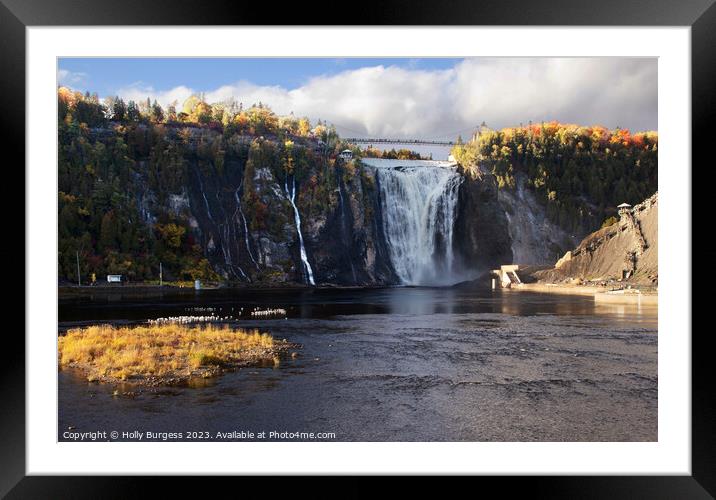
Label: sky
xmin=58 ymin=57 xmax=657 ymax=139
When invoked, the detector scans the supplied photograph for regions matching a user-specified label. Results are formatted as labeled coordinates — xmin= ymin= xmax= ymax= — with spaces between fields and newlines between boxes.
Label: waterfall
xmin=195 ymin=167 xmax=250 ymax=281
xmin=234 ymin=185 xmax=259 ymax=269
xmin=195 ymin=171 xmax=214 ymax=223
xmin=285 ymin=176 xmax=316 ymax=286
xmin=371 ymin=160 xmax=462 ymax=285
xmin=215 ymin=191 xmax=249 ymax=282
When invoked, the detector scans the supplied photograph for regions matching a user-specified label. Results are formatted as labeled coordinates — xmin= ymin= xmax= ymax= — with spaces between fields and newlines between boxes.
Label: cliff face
xmin=452 ymin=165 xmax=513 ymax=275
xmin=497 ymin=174 xmax=582 ymax=265
xmin=307 ymin=165 xmax=397 ymax=285
xmin=61 ymin=124 xmax=593 ymax=286
xmin=175 ymin=139 xmax=397 ymax=286
xmin=534 ymin=193 xmax=658 ymax=285
xmin=173 ymin=156 xmax=523 ymax=286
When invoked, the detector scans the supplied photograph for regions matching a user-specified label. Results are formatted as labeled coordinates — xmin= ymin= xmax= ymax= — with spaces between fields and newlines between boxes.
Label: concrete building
xmin=491 ymin=264 xmax=523 ymax=288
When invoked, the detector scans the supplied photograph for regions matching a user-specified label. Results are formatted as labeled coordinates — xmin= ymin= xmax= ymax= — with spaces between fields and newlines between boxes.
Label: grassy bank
xmin=58 ymin=323 xmax=295 ymax=386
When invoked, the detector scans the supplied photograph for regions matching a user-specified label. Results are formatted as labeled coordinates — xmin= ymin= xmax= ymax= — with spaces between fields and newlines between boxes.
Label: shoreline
xmin=508 ymin=283 xmax=658 ymax=306
xmin=57 ymin=282 xmax=456 ymax=300
xmin=59 ymin=282 xmax=658 ymax=306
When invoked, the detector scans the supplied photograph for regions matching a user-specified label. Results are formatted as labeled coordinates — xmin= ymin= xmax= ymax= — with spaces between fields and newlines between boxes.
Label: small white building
xmin=106 ymin=274 xmax=122 ymax=283
xmin=339 ymin=149 xmax=353 ymax=161
xmin=617 ymin=203 xmax=632 ymax=218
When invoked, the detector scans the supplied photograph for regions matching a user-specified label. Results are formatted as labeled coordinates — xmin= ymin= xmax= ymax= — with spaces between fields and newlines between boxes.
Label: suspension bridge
xmin=343 ymin=138 xmax=455 ymax=146
xmin=326 ymin=119 xmax=484 ymax=147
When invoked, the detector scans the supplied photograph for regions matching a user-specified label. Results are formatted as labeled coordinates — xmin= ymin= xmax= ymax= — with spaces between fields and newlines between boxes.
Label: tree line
xmin=451 ymin=121 xmax=658 ymax=233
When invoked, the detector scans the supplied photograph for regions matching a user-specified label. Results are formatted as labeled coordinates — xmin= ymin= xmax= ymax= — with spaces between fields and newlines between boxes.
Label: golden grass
xmin=58 ymin=323 xmax=279 ymax=384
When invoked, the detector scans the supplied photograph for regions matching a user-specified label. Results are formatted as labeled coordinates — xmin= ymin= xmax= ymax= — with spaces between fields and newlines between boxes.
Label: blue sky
xmin=57 ymin=57 xmax=658 ymax=138
xmin=58 ymin=58 xmax=462 ymax=97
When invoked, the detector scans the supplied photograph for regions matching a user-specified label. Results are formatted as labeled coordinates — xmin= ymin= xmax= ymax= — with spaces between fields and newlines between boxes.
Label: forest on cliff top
xmin=451 ymin=122 xmax=658 ymax=233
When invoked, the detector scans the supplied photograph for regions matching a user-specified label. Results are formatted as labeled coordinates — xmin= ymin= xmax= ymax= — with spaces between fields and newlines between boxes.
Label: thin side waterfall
xmin=216 ymin=191 xmax=248 ymax=281
xmin=196 ymin=171 xmax=214 ymax=223
xmin=235 ymin=185 xmax=259 ymax=269
xmin=285 ymin=176 xmax=316 ymax=286
xmin=372 ymin=160 xmax=463 ymax=285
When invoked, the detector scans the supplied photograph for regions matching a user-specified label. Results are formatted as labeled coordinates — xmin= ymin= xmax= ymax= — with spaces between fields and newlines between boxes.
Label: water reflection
xmin=59 ymin=286 xmax=656 ymax=325
xmin=59 ymin=286 xmax=657 ymax=442
xmin=384 ymin=287 xmax=457 ymax=315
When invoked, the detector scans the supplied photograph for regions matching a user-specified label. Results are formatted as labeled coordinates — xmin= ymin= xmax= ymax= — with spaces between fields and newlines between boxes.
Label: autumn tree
xmin=126 ymin=101 xmax=140 ymax=121
xmin=112 ymin=96 xmax=127 ymax=121
xmin=151 ymin=100 xmax=164 ymax=123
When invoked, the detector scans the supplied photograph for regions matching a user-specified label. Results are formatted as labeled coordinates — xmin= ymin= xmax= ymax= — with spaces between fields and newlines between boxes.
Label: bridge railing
xmin=345 ymin=138 xmax=455 ymax=146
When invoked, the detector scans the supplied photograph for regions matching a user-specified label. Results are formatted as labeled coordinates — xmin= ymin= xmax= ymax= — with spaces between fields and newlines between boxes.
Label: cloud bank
xmin=92 ymin=58 xmax=659 ymax=138
xmin=58 ymin=69 xmax=87 ymax=87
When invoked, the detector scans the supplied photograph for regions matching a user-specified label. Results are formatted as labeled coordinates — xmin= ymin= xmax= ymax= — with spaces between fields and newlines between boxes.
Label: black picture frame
xmin=3 ymin=0 xmax=714 ymax=494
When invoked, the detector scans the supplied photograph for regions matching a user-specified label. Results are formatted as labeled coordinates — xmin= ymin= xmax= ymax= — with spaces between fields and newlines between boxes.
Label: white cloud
xmin=111 ymin=58 xmax=657 ymax=138
xmin=114 ymin=83 xmax=194 ymax=109
xmin=58 ymin=68 xmax=88 ymax=87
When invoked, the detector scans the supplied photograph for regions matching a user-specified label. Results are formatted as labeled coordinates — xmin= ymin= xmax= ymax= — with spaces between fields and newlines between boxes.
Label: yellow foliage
xmin=182 ymin=95 xmax=201 ymax=115
xmin=297 ymin=118 xmax=311 ymax=137
xmin=59 ymin=323 xmax=277 ymax=383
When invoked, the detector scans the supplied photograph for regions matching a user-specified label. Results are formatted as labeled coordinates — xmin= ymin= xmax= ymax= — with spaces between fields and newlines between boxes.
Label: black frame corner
xmin=5 ymin=0 xmax=715 ymax=495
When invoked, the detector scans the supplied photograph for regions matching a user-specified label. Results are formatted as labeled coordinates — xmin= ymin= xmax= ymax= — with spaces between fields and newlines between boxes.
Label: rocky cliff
xmin=452 ymin=165 xmax=513 ymax=275
xmin=151 ymin=140 xmax=521 ymax=286
xmin=59 ymin=123 xmax=594 ymax=287
xmin=173 ymin=135 xmax=399 ymax=286
xmin=497 ymin=173 xmax=581 ymax=265
xmin=533 ymin=192 xmax=658 ymax=285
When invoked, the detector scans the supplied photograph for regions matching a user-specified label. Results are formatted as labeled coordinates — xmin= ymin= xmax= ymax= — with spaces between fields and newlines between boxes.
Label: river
xmin=58 ymin=287 xmax=657 ymax=442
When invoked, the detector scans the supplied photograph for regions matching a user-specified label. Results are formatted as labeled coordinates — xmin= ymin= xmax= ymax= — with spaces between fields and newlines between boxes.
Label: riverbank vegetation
xmin=58 ymin=323 xmax=292 ymax=385
xmin=451 ymin=122 xmax=658 ymax=233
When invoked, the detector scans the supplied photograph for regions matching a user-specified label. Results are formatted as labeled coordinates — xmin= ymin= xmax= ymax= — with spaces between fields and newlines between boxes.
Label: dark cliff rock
xmin=496 ymin=173 xmax=583 ymax=266
xmin=452 ymin=165 xmax=513 ymax=274
xmin=69 ymin=124 xmax=592 ymax=287
xmin=184 ymin=149 xmax=399 ymax=286
xmin=308 ymin=164 xmax=396 ymax=285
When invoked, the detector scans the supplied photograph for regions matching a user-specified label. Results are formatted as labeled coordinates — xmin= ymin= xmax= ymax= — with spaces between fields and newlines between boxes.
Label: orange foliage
xmin=491 ymin=121 xmax=656 ymax=149
xmin=58 ymin=86 xmax=76 ymax=106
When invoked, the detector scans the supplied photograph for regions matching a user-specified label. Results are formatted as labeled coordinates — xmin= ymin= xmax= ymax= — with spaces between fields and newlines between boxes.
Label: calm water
xmin=58 ymin=287 xmax=657 ymax=442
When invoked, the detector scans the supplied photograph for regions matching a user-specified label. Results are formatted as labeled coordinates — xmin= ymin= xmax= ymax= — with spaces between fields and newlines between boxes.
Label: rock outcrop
xmin=534 ymin=193 xmax=658 ymax=285
xmin=309 ymin=165 xmax=397 ymax=285
xmin=452 ymin=165 xmax=513 ymax=275
xmin=77 ymin=125 xmax=602 ymax=286
xmin=150 ymin=154 xmax=581 ymax=286
xmin=497 ymin=174 xmax=582 ymax=265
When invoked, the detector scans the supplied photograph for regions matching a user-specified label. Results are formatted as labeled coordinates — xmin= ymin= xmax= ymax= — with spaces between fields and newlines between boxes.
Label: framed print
xmin=4 ymin=0 xmax=715 ymax=494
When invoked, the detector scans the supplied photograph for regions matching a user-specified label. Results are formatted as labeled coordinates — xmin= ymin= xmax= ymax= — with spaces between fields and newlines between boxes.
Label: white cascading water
xmin=285 ymin=176 xmax=316 ymax=286
xmin=234 ymin=185 xmax=259 ymax=269
xmin=367 ymin=159 xmax=463 ymax=286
